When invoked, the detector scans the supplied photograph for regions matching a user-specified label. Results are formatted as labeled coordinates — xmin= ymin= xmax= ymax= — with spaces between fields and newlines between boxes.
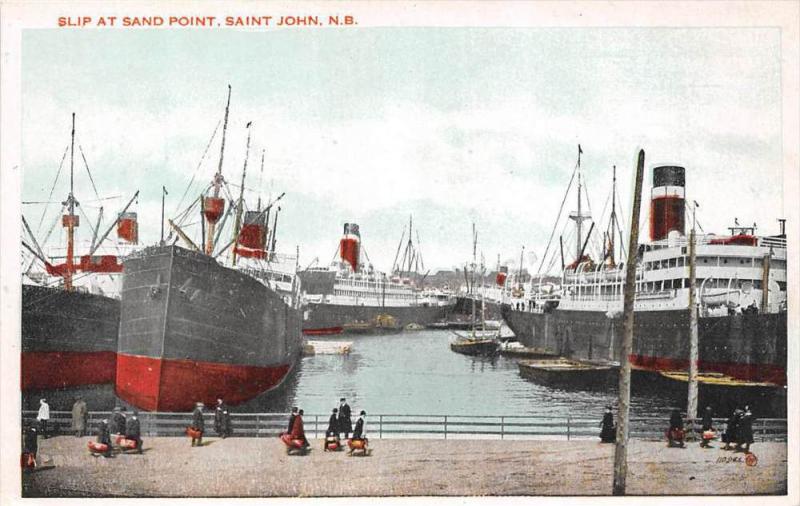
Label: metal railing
xmin=22 ymin=412 xmax=787 ymax=442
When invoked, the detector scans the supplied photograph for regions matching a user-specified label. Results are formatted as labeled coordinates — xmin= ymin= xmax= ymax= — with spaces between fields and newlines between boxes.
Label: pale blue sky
xmin=21 ymin=27 xmax=782 ymax=272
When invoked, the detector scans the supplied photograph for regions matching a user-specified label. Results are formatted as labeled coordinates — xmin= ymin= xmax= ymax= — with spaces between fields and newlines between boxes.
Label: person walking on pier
xmin=736 ymin=407 xmax=754 ymax=453
xmin=96 ymin=419 xmax=112 ymax=458
xmin=327 ymin=408 xmax=339 ymax=437
xmin=291 ymin=409 xmax=309 ymax=448
xmin=325 ymin=408 xmax=340 ymax=451
xmin=71 ymin=396 xmax=88 ymax=437
xmin=126 ymin=410 xmax=143 ymax=454
xmin=667 ymin=409 xmax=685 ymax=448
xmin=722 ymin=408 xmax=741 ymax=451
xmin=599 ymin=406 xmax=615 ymax=443
xmin=214 ymin=399 xmax=232 ymax=438
xmin=338 ymin=398 xmax=352 ymax=439
xmin=22 ymin=425 xmax=38 ymax=468
xmin=287 ymin=406 xmax=298 ymax=434
xmin=700 ymin=406 xmax=714 ymax=448
xmin=36 ymin=398 xmax=50 ymax=439
xmin=110 ymin=406 xmax=127 ymax=436
xmin=190 ymin=402 xmax=205 ymax=447
xmin=352 ymin=411 xmax=367 ymax=440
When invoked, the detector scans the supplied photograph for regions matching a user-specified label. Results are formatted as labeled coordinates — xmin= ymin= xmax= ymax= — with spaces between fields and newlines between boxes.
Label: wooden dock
xmin=518 ymin=358 xmax=619 ymax=386
xmin=20 ymin=437 xmax=787 ymax=497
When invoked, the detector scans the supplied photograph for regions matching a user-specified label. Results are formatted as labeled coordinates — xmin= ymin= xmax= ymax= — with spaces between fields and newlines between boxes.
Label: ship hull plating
xmin=502 ymin=306 xmax=786 ymax=386
xmin=117 ymin=245 xmax=302 ymax=411
xmin=21 ymin=284 xmax=120 ymax=391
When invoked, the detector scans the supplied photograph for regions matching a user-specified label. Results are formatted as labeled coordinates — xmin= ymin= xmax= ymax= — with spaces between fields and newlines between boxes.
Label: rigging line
xmin=542 ymin=202 xmax=576 ymax=275
xmin=36 ymin=144 xmax=70 ymax=235
xmin=535 ymin=159 xmax=580 ymax=275
xmin=174 ymin=119 xmax=222 ymax=216
xmin=78 ymin=145 xmax=101 ymax=201
xmin=615 ymin=187 xmax=627 ymax=259
xmin=77 ymin=204 xmax=98 ymax=242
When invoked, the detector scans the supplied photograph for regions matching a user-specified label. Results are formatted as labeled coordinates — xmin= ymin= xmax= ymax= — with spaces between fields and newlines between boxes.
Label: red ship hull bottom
xmin=302 ymin=327 xmax=344 ymax=336
xmin=630 ymin=354 xmax=786 ymax=387
xmin=115 ymin=353 xmax=291 ymax=412
xmin=21 ymin=351 xmax=116 ymax=391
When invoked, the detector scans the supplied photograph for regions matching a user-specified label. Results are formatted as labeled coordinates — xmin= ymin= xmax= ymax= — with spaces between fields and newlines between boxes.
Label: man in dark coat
xmin=599 ymin=406 xmax=615 ymax=443
xmin=214 ymin=399 xmax=232 ymax=438
xmin=327 ymin=408 xmax=339 ymax=437
xmin=287 ymin=406 xmax=298 ymax=434
xmin=337 ymin=398 xmax=352 ymax=439
xmin=736 ymin=407 xmax=754 ymax=453
xmin=667 ymin=409 xmax=685 ymax=447
xmin=23 ymin=425 xmax=38 ymax=465
xmin=97 ymin=419 xmax=112 ymax=457
xmin=723 ymin=408 xmax=741 ymax=450
xmin=191 ymin=402 xmax=205 ymax=447
xmin=352 ymin=411 xmax=366 ymax=440
xmin=125 ymin=410 xmax=143 ymax=453
xmin=700 ymin=406 xmax=714 ymax=448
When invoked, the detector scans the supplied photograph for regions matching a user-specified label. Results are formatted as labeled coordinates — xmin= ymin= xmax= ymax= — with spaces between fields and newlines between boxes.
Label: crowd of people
xmin=598 ymin=404 xmax=756 ymax=453
xmin=283 ymin=398 xmax=368 ymax=454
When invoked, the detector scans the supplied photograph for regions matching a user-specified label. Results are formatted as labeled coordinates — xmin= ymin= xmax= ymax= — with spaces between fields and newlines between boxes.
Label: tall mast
xmin=64 ymin=113 xmax=78 ymax=291
xmin=568 ymin=145 xmax=590 ymax=266
xmin=576 ymin=146 xmax=583 ymax=262
xmin=518 ymin=245 xmax=525 ymax=289
xmin=257 ymin=149 xmax=265 ymax=211
xmin=609 ymin=165 xmax=617 ymax=265
xmin=231 ymin=121 xmax=252 ymax=266
xmin=206 ymin=85 xmax=232 ymax=255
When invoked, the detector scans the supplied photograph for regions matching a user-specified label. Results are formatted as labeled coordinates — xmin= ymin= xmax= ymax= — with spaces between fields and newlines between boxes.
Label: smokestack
xmin=649 ymin=166 xmax=686 ymax=241
xmin=339 ymin=223 xmax=361 ymax=272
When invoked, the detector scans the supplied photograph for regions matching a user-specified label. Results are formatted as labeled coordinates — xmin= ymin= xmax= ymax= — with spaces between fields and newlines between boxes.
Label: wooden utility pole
xmin=612 ymin=149 xmax=645 ymax=496
xmin=687 ymin=201 xmax=699 ymax=423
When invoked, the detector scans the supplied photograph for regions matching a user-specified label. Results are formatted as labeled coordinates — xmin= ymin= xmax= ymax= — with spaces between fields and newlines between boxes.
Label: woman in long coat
xmin=291 ymin=409 xmax=309 ymax=448
xmin=737 ymin=408 xmax=754 ymax=453
xmin=599 ymin=406 xmax=615 ymax=443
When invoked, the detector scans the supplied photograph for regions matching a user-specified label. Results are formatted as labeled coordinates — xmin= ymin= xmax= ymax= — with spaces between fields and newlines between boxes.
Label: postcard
xmin=1 ymin=1 xmax=797 ymax=504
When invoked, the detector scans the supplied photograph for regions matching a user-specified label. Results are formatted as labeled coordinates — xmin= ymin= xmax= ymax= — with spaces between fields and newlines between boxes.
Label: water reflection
xmin=24 ymin=330 xmax=785 ymax=419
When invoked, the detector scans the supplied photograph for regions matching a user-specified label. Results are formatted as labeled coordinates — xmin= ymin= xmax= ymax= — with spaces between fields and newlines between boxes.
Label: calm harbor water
xmin=242 ymin=329 xmax=688 ymax=419
xmin=25 ymin=329 xmax=785 ymax=419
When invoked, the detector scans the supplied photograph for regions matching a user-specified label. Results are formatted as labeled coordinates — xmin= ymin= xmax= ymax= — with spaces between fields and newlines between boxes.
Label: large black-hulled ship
xmin=21 ymin=114 xmax=138 ymax=396
xmin=115 ymin=87 xmax=303 ymax=411
xmin=116 ymin=245 xmax=302 ymax=411
xmin=504 ymin=159 xmax=787 ymax=387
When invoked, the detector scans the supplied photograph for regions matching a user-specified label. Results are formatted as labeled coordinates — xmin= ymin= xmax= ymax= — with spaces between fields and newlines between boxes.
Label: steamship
xmin=115 ymin=87 xmax=303 ymax=412
xmin=300 ymin=223 xmax=455 ymax=335
xmin=503 ymin=155 xmax=787 ymax=387
xmin=21 ymin=114 xmax=139 ymax=395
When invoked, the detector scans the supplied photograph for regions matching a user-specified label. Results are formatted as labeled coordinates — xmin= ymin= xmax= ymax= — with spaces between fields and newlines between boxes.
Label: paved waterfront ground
xmin=22 ymin=437 xmax=786 ymax=497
